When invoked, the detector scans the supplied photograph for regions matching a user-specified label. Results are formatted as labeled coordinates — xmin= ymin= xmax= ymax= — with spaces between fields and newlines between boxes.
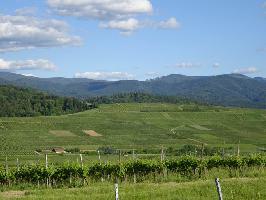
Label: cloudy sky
xmin=0 ymin=0 xmax=265 ymax=80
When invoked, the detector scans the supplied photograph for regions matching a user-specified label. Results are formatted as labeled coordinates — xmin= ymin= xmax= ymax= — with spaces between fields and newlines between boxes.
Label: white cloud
xmin=21 ymin=73 xmax=37 ymax=77
xmin=0 ymin=58 xmax=57 ymax=71
xmin=0 ymin=14 xmax=81 ymax=52
xmin=47 ymin=1 xmax=180 ymax=35
xmin=233 ymin=67 xmax=258 ymax=74
xmin=47 ymin=0 xmax=153 ymax=20
xmin=15 ymin=7 xmax=37 ymax=16
xmin=173 ymin=62 xmax=201 ymax=68
xmin=74 ymin=71 xmax=134 ymax=80
xmin=213 ymin=63 xmax=220 ymax=68
xmin=100 ymin=18 xmax=140 ymax=34
xmin=158 ymin=17 xmax=180 ymax=29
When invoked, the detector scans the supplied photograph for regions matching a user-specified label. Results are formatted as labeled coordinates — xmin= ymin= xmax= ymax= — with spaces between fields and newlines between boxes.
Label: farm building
xmin=52 ymin=147 xmax=65 ymax=154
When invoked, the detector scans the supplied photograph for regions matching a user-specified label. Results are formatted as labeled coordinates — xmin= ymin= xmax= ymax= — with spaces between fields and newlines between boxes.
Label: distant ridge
xmin=0 ymin=72 xmax=266 ymax=108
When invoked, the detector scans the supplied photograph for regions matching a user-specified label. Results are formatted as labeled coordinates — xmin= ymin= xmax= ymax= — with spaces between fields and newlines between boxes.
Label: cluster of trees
xmin=86 ymin=92 xmax=199 ymax=105
xmin=0 ymin=85 xmax=95 ymax=117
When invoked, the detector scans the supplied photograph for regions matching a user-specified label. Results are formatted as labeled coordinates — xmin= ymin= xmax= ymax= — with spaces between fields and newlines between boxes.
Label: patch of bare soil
xmin=83 ymin=130 xmax=102 ymax=137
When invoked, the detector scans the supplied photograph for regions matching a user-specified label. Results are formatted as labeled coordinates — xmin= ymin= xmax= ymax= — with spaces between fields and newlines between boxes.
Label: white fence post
xmin=115 ymin=183 xmax=119 ymax=200
xmin=97 ymin=150 xmax=101 ymax=164
xmin=16 ymin=158 xmax=20 ymax=171
xmin=80 ymin=154 xmax=83 ymax=169
xmin=45 ymin=154 xmax=48 ymax=169
xmin=215 ymin=178 xmax=223 ymax=200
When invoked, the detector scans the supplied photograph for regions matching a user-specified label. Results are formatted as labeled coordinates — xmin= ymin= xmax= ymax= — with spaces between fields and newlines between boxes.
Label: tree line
xmin=86 ymin=92 xmax=200 ymax=105
xmin=0 ymin=85 xmax=95 ymax=117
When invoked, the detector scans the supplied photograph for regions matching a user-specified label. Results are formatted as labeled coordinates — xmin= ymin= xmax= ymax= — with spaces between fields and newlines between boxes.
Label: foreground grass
xmin=1 ymin=178 xmax=265 ymax=200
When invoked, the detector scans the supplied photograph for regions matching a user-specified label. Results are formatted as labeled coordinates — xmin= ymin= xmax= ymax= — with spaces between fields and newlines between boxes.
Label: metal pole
xmin=215 ymin=178 xmax=223 ymax=200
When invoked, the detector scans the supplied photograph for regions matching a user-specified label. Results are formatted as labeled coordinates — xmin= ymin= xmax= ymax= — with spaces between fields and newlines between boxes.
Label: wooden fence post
xmin=114 ymin=183 xmax=119 ymax=200
xmin=215 ymin=178 xmax=223 ymax=200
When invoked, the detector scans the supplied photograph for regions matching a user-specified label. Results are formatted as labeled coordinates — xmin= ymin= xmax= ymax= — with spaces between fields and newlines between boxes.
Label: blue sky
xmin=0 ymin=0 xmax=265 ymax=80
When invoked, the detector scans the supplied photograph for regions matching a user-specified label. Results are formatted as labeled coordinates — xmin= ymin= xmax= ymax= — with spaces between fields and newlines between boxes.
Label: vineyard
xmin=1 ymin=103 xmax=266 ymax=163
xmin=0 ymin=155 xmax=265 ymax=187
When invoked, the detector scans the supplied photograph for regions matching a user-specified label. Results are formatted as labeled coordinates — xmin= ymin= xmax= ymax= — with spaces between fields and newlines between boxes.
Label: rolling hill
xmin=1 ymin=72 xmax=266 ymax=108
xmin=0 ymin=103 xmax=265 ymax=158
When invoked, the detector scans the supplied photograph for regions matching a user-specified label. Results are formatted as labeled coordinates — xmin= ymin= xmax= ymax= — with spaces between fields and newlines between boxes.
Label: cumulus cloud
xmin=233 ymin=67 xmax=258 ymax=74
xmin=100 ymin=18 xmax=140 ymax=34
xmin=0 ymin=58 xmax=57 ymax=71
xmin=47 ymin=0 xmax=153 ymax=20
xmin=47 ymin=1 xmax=180 ymax=34
xmin=74 ymin=71 xmax=134 ymax=80
xmin=173 ymin=62 xmax=201 ymax=68
xmin=158 ymin=17 xmax=180 ymax=29
xmin=0 ymin=14 xmax=81 ymax=52
xmin=100 ymin=17 xmax=180 ymax=34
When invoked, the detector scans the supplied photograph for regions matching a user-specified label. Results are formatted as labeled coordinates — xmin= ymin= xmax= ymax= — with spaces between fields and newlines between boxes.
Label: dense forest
xmin=2 ymin=72 xmax=266 ymax=109
xmin=0 ymin=85 xmax=94 ymax=117
xmin=86 ymin=92 xmax=200 ymax=105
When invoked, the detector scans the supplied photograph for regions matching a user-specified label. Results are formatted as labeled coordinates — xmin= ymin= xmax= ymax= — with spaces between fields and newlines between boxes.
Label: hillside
xmin=1 ymin=72 xmax=266 ymax=108
xmin=0 ymin=103 xmax=265 ymax=158
xmin=0 ymin=85 xmax=93 ymax=117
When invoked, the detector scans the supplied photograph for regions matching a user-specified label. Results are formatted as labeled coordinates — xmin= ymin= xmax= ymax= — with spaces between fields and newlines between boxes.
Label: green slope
xmin=0 ymin=103 xmax=265 ymax=157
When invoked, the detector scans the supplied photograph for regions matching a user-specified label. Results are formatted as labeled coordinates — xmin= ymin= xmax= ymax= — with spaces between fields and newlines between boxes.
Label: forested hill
xmin=1 ymin=72 xmax=266 ymax=108
xmin=0 ymin=85 xmax=94 ymax=117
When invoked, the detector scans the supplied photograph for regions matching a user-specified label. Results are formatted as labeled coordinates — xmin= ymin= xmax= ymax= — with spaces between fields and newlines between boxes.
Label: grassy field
xmin=0 ymin=177 xmax=265 ymax=199
xmin=0 ymin=103 xmax=266 ymax=163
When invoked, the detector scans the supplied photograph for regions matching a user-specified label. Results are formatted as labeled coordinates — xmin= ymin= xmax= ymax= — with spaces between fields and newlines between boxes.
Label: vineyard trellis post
xmin=215 ymin=178 xmax=223 ymax=200
xmin=80 ymin=154 xmax=83 ymax=169
xmin=114 ymin=183 xmax=119 ymax=200
xmin=5 ymin=156 xmax=8 ymax=174
xmin=45 ymin=154 xmax=49 ymax=187
xmin=160 ymin=148 xmax=165 ymax=162
xmin=133 ymin=149 xmax=136 ymax=183
xmin=201 ymin=143 xmax=204 ymax=158
xmin=237 ymin=140 xmax=240 ymax=157
xmin=97 ymin=150 xmax=101 ymax=164
xmin=16 ymin=158 xmax=20 ymax=171
xmin=119 ymin=150 xmax=121 ymax=163
xmin=45 ymin=154 xmax=48 ymax=169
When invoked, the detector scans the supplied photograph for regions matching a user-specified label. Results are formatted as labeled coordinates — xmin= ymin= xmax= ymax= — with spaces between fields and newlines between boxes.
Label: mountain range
xmin=0 ymin=72 xmax=266 ymax=108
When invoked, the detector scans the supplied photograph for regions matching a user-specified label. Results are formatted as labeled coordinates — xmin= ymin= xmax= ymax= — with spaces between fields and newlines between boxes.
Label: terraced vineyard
xmin=0 ymin=103 xmax=266 ymax=162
